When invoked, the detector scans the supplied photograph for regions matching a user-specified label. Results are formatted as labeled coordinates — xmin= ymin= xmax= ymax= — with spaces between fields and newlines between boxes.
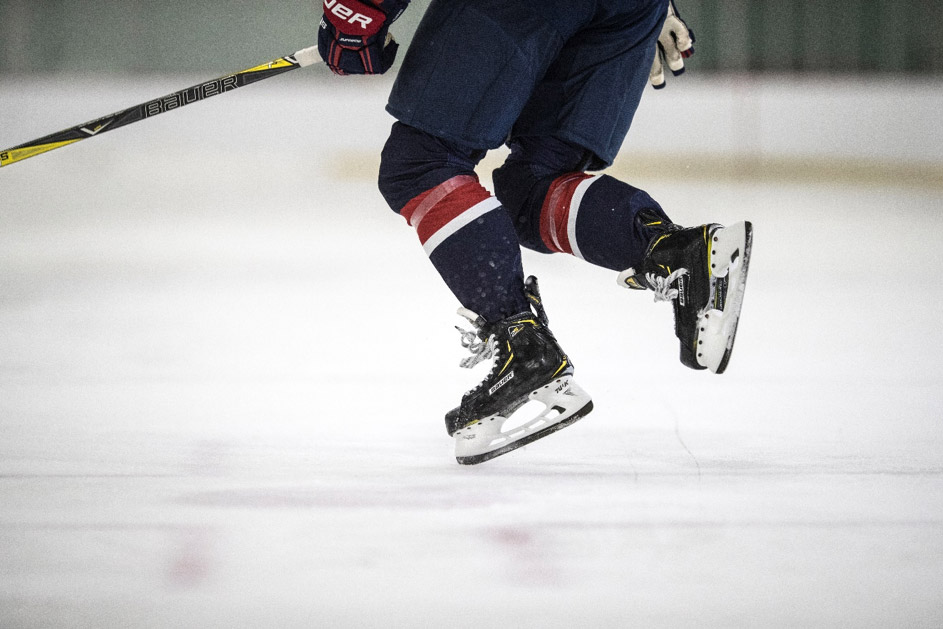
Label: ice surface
xmin=1 ymin=74 xmax=942 ymax=628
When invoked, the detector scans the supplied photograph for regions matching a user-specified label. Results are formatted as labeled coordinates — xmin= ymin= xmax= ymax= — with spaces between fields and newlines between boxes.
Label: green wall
xmin=684 ymin=0 xmax=943 ymax=73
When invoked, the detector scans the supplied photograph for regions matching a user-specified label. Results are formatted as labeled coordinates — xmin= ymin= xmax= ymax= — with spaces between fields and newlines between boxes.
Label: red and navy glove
xmin=318 ymin=0 xmax=408 ymax=75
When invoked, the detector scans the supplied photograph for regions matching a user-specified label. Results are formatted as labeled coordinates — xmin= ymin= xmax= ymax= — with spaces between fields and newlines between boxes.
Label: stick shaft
xmin=0 ymin=46 xmax=320 ymax=168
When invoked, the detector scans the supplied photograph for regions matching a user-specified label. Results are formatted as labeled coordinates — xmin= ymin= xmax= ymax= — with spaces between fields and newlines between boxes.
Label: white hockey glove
xmin=650 ymin=0 xmax=695 ymax=89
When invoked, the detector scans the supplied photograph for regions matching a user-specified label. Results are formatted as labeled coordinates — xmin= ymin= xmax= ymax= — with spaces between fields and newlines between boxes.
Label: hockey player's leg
xmin=378 ymin=124 xmax=592 ymax=463
xmin=494 ymin=137 xmax=673 ymax=270
xmin=379 ymin=122 xmax=530 ymax=321
xmin=494 ymin=136 xmax=753 ymax=373
xmin=489 ymin=1 xmax=754 ymax=372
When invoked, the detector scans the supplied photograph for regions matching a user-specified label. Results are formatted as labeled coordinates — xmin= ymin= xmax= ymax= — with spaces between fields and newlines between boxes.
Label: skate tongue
xmin=456 ymin=307 xmax=485 ymax=326
xmin=523 ymin=276 xmax=550 ymax=326
xmin=616 ymin=268 xmax=647 ymax=290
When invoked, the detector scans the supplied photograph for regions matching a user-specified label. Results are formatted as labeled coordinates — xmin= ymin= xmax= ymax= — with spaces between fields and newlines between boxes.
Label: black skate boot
xmin=445 ymin=276 xmax=593 ymax=465
xmin=618 ymin=221 xmax=753 ymax=373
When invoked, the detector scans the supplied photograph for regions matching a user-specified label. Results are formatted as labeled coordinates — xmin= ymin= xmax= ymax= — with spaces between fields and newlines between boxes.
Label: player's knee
xmin=377 ymin=123 xmax=423 ymax=213
xmin=493 ymin=137 xmax=597 ymax=252
xmin=378 ymin=122 xmax=484 ymax=215
xmin=492 ymin=160 xmax=545 ymax=251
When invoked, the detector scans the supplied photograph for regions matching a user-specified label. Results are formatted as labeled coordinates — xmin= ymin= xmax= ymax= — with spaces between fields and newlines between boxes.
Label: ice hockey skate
xmin=445 ymin=277 xmax=593 ymax=465
xmin=618 ymin=221 xmax=752 ymax=373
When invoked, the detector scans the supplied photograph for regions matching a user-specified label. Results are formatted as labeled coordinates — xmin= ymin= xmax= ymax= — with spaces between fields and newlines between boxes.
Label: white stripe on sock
xmin=422 ymin=196 xmax=502 ymax=256
xmin=567 ymin=175 xmax=596 ymax=260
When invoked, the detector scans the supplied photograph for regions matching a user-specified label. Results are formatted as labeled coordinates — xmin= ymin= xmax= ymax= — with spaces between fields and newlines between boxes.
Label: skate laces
xmin=456 ymin=327 xmax=497 ymax=369
xmin=646 ymin=268 xmax=689 ymax=303
xmin=455 ymin=323 xmax=500 ymax=397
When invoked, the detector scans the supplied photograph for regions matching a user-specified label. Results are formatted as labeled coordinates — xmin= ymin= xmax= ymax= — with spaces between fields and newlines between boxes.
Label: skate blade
xmin=453 ymin=376 xmax=593 ymax=465
xmin=697 ymin=221 xmax=753 ymax=373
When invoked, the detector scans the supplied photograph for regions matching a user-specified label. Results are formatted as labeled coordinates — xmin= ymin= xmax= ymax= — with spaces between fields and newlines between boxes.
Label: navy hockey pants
xmin=386 ymin=0 xmax=668 ymax=168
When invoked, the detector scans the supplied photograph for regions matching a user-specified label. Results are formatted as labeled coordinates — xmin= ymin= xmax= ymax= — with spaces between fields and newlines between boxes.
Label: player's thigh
xmin=386 ymin=0 xmax=592 ymax=150
xmin=512 ymin=0 xmax=668 ymax=168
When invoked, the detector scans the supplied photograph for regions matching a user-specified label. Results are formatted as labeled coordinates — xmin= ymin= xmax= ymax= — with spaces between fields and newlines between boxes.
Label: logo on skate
xmin=489 ymin=371 xmax=514 ymax=395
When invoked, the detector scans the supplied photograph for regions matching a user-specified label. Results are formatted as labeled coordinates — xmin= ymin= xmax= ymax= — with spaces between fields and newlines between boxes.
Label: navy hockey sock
xmin=538 ymin=173 xmax=672 ymax=271
xmin=400 ymin=178 xmax=530 ymax=322
xmin=494 ymin=136 xmax=673 ymax=272
xmin=379 ymin=123 xmax=531 ymax=322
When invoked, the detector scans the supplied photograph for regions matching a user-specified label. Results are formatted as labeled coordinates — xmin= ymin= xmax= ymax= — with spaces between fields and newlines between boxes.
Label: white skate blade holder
xmin=697 ymin=221 xmax=753 ymax=373
xmin=452 ymin=375 xmax=593 ymax=465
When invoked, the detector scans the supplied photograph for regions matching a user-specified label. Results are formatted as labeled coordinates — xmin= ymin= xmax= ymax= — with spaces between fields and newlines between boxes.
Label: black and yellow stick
xmin=0 ymin=45 xmax=321 ymax=169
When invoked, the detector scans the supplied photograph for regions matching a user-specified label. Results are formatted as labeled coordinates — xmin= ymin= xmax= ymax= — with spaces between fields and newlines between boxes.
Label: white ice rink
xmin=2 ymin=72 xmax=942 ymax=627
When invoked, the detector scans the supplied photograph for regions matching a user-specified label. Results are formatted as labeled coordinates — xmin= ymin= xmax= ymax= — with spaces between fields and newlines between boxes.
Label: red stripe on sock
xmin=539 ymin=172 xmax=593 ymax=254
xmin=400 ymin=175 xmax=478 ymax=227
xmin=401 ymin=180 xmax=492 ymax=246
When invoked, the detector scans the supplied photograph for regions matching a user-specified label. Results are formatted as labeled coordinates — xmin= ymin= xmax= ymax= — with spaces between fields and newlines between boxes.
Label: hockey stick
xmin=0 ymin=45 xmax=321 ymax=169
